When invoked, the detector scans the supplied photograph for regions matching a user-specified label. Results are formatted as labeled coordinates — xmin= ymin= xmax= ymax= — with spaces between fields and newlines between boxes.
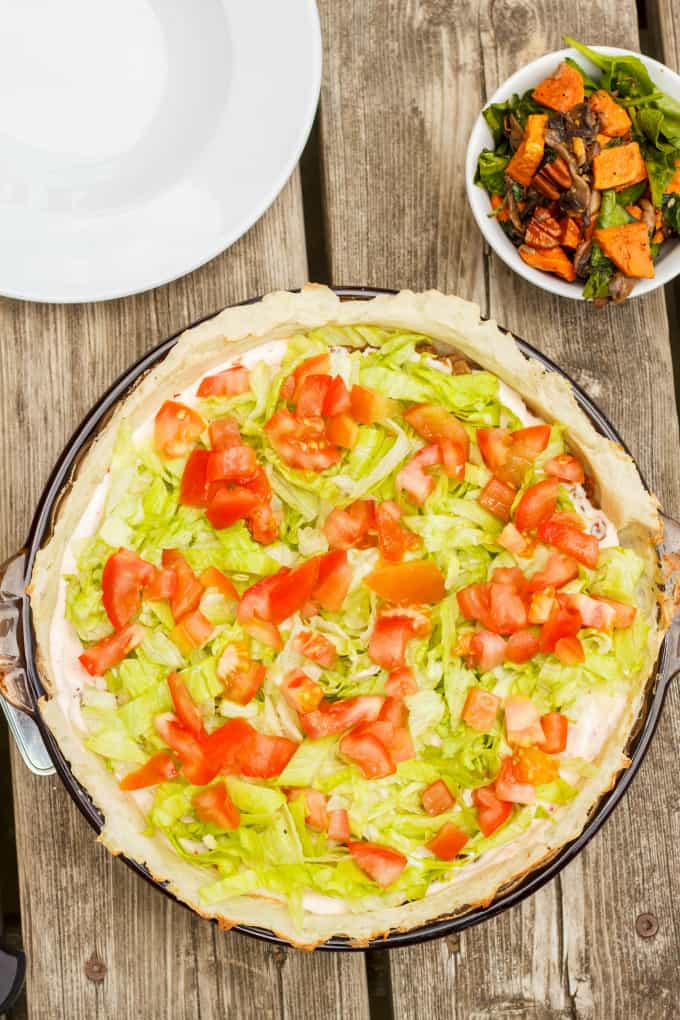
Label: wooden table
xmin=3 ymin=4 xmax=680 ymax=1018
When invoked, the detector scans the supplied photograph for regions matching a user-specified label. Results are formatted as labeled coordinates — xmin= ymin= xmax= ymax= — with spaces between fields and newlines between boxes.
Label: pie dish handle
xmin=0 ymin=550 xmax=54 ymax=775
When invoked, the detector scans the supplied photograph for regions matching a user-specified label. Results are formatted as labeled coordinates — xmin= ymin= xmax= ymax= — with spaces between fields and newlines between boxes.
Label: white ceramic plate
xmin=0 ymin=0 xmax=321 ymax=303
xmin=465 ymin=46 xmax=680 ymax=301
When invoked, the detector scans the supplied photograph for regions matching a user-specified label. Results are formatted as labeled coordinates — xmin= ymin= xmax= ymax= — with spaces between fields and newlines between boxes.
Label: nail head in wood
xmin=635 ymin=913 xmax=658 ymax=938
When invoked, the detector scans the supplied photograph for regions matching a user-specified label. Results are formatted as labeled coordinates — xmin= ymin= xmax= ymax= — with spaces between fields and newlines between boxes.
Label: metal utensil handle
xmin=0 ymin=550 xmax=54 ymax=775
xmin=0 ymin=945 xmax=26 ymax=1014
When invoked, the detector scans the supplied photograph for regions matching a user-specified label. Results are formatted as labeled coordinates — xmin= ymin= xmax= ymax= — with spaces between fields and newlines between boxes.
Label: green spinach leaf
xmin=475 ymin=150 xmax=510 ymax=195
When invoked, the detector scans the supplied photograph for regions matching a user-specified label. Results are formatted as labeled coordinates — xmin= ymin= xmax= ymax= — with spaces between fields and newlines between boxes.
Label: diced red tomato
xmin=389 ymin=726 xmax=416 ymax=763
xmin=422 ymin=779 xmax=455 ymax=815
xmin=404 ymin=404 xmax=470 ymax=457
xmin=539 ymin=605 xmax=582 ymax=654
xmin=477 ymin=425 xmax=550 ymax=487
xmin=286 ymin=353 xmax=331 ymax=402
xmin=326 ymin=413 xmax=359 ymax=449
xmin=288 ymin=787 xmax=328 ymax=830
xmin=248 ymin=503 xmax=279 ymax=546
xmin=209 ymin=416 xmax=242 ymax=450
xmin=198 ymin=365 xmax=250 ymax=398
xmin=119 ymin=751 xmax=178 ymax=791
xmin=514 ymin=746 xmax=560 ymax=786
xmin=385 ymin=666 xmax=418 ymax=697
xmin=223 ymin=661 xmax=266 ymax=705
xmin=461 ymin=686 xmax=501 ymax=731
xmin=494 ymin=757 xmax=536 ymax=804
xmin=79 ymin=622 xmax=146 ymax=676
xmin=266 ymin=559 xmax=321 ymax=623
xmin=206 ymin=446 xmax=258 ymax=483
xmin=162 ymin=550 xmax=204 ymax=621
xmin=346 ymin=841 xmax=407 ymax=886
xmin=540 ymin=712 xmax=568 ymax=754
xmin=505 ymin=629 xmax=540 ymax=663
xmin=491 ymin=565 xmax=527 ymax=592
xmin=544 ymin=454 xmax=585 ymax=484
xmin=265 ymin=409 xmax=342 ymax=472
xmin=292 ymin=631 xmax=337 ymax=667
xmin=396 ymin=444 xmax=441 ymax=505
xmin=145 ymin=567 xmax=177 ymax=602
xmin=101 ymin=549 xmax=155 ymax=630
xmin=497 ymin=522 xmax=532 ymax=557
xmin=456 ymin=582 xmax=490 ymax=621
xmin=167 ymin=671 xmax=205 ymax=737
xmin=206 ymin=486 xmax=258 ymax=529
xmin=472 ymin=785 xmax=512 ymax=836
xmin=476 ymin=428 xmax=512 ymax=471
xmin=439 ymin=439 xmax=467 ymax=480
xmin=313 ymin=549 xmax=352 ymax=612
xmin=192 ymin=782 xmax=241 ymax=829
xmin=537 ymin=517 xmax=599 ymax=569
xmin=468 ymin=630 xmax=506 ymax=672
xmin=487 ymin=582 xmax=528 ymax=634
xmin=240 ymin=731 xmax=299 ymax=779
xmin=510 ymin=425 xmax=551 ymax=459
xmin=154 ymin=401 xmax=205 ymax=459
xmin=427 ymin=823 xmax=469 ymax=861
xmin=514 ymin=478 xmax=559 ymax=533
xmin=479 ymin=476 xmax=516 ymax=522
xmin=375 ymin=501 xmax=419 ymax=562
xmin=368 ymin=609 xmax=431 ymax=670
xmin=554 ymin=635 xmax=585 ymax=665
xmin=199 ymin=566 xmax=239 ymax=602
xmin=527 ymin=587 xmax=557 ymax=624
xmin=299 ymin=695 xmax=384 ymax=738
xmin=378 ymin=695 xmax=407 ymax=729
xmin=349 ymin=385 xmax=396 ymax=425
xmin=526 ymin=553 xmax=580 ymax=593
xmin=339 ymin=729 xmax=395 ymax=779
xmin=179 ymin=449 xmax=211 ymax=507
xmin=364 ymin=559 xmax=445 ymax=604
xmin=155 ymin=715 xmax=217 ymax=785
xmin=197 ymin=717 xmax=251 ymax=773
xmin=504 ymin=695 xmax=545 ymax=746
xmin=323 ymin=500 xmax=375 ymax=549
xmin=170 ymin=609 xmax=215 ymax=654
xmin=323 ymin=375 xmax=351 ymax=416
xmin=236 ymin=574 xmax=284 ymax=648
xmin=296 ymin=373 xmax=333 ymax=417
xmin=560 ymin=593 xmax=615 ymax=631
xmin=593 ymin=596 xmax=636 ymax=628
xmin=328 ymin=808 xmax=351 ymax=842
xmin=282 ymin=669 xmax=325 ymax=714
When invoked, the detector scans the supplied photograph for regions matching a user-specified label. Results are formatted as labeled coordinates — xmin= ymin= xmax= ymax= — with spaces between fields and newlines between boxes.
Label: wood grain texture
xmin=4 ymin=172 xmax=370 ymax=1020
xmin=318 ymin=1 xmax=680 ymax=1017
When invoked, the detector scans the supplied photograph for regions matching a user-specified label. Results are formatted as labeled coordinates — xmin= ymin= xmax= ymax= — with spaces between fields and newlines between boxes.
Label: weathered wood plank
xmin=318 ymin=2 xmax=680 ymax=1016
xmin=4 ymin=171 xmax=370 ymax=1020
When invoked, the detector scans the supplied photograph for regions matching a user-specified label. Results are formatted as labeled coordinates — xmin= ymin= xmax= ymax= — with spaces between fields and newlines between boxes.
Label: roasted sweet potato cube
xmin=594 ymin=221 xmax=654 ymax=278
xmin=506 ymin=114 xmax=548 ymax=187
xmin=588 ymin=90 xmax=632 ymax=137
xmin=518 ymin=244 xmax=577 ymax=282
xmin=532 ymin=62 xmax=584 ymax=113
xmin=560 ymin=217 xmax=582 ymax=248
xmin=592 ymin=142 xmax=647 ymax=191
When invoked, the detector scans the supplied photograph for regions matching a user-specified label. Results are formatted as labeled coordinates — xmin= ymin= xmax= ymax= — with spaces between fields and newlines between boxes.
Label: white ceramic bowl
xmin=465 ymin=46 xmax=680 ymax=301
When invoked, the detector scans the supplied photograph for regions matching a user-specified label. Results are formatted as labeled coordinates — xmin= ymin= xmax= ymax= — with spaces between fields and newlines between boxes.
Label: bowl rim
xmin=17 ymin=286 xmax=674 ymax=950
xmin=464 ymin=44 xmax=680 ymax=301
